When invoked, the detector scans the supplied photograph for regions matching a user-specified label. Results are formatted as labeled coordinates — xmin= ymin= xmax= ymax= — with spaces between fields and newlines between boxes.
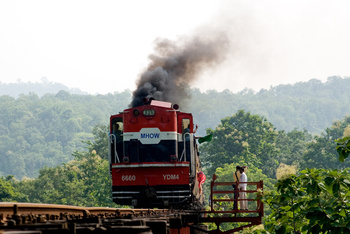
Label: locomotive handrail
xmin=180 ymin=132 xmax=192 ymax=162
xmin=179 ymin=133 xmax=189 ymax=162
xmin=108 ymin=134 xmax=120 ymax=163
xmin=108 ymin=134 xmax=113 ymax=164
xmin=108 ymin=134 xmax=111 ymax=164
xmin=179 ymin=151 xmax=185 ymax=161
xmin=190 ymin=134 xmax=195 ymax=177
xmin=180 ymin=133 xmax=196 ymax=177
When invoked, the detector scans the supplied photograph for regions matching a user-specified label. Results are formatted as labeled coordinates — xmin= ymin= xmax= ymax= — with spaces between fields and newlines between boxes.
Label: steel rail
xmin=0 ymin=202 xmax=170 ymax=218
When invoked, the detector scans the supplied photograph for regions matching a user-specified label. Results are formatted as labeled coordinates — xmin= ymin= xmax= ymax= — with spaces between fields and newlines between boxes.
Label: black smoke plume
xmin=130 ymin=33 xmax=229 ymax=108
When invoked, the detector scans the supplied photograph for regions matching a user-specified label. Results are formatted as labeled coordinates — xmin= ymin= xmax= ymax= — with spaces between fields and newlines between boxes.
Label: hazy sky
xmin=1 ymin=0 xmax=350 ymax=95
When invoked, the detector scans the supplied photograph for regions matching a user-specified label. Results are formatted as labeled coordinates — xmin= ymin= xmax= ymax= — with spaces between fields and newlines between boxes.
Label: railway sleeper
xmin=0 ymin=216 xmax=171 ymax=234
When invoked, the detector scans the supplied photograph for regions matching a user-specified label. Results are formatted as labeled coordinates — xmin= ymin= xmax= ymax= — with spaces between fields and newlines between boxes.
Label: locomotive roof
xmin=110 ymin=100 xmax=194 ymax=118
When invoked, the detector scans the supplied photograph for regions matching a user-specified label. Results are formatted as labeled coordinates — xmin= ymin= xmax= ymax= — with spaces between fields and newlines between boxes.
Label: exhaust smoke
xmin=130 ymin=33 xmax=229 ymax=108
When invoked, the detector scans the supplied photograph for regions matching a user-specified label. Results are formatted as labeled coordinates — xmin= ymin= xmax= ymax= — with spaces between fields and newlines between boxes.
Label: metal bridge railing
xmin=209 ymin=174 xmax=264 ymax=215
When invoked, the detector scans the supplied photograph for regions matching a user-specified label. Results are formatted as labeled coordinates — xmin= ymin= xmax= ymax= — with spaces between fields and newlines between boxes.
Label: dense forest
xmin=1 ymin=76 xmax=350 ymax=179
xmin=188 ymin=76 xmax=350 ymax=135
xmin=2 ymin=76 xmax=350 ymax=232
xmin=0 ymin=90 xmax=131 ymax=178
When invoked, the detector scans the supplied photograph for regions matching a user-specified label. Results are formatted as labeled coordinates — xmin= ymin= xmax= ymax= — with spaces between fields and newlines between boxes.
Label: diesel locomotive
xmin=108 ymin=99 xmax=205 ymax=208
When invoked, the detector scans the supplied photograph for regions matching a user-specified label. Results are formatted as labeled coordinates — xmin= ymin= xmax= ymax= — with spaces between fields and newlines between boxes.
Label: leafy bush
xmin=263 ymin=168 xmax=350 ymax=233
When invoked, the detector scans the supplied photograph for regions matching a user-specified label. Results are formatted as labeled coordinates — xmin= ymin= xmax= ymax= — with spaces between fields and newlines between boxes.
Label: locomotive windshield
xmin=110 ymin=117 xmax=123 ymax=164
xmin=112 ymin=119 xmax=123 ymax=142
xmin=125 ymin=140 xmax=176 ymax=163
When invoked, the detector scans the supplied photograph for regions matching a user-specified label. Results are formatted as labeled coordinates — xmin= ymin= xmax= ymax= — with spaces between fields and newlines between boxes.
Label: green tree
xmin=83 ymin=124 xmax=109 ymax=160
xmin=200 ymin=110 xmax=279 ymax=178
xmin=276 ymin=128 xmax=312 ymax=167
xmin=0 ymin=176 xmax=28 ymax=202
xmin=302 ymin=115 xmax=350 ymax=170
xmin=0 ymin=91 xmax=130 ymax=179
xmin=15 ymin=151 xmax=115 ymax=207
xmin=14 ymin=122 xmax=116 ymax=207
xmin=336 ymin=136 xmax=350 ymax=162
xmin=263 ymin=168 xmax=350 ymax=233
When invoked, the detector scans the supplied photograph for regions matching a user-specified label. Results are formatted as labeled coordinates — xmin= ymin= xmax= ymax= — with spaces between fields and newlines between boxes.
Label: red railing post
xmin=210 ymin=174 xmax=217 ymax=212
xmin=259 ymin=180 xmax=264 ymax=216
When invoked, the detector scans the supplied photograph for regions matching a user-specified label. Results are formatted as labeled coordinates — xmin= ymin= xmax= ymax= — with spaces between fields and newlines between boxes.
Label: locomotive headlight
xmin=170 ymin=155 xmax=177 ymax=162
xmin=123 ymin=156 xmax=129 ymax=164
xmin=143 ymin=109 xmax=155 ymax=116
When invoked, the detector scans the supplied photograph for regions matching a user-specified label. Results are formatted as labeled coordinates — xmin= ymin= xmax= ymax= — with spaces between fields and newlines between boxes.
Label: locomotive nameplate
xmin=139 ymin=128 xmax=161 ymax=144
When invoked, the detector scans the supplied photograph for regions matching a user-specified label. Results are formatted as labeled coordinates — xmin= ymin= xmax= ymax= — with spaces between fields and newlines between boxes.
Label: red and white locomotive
xmin=108 ymin=99 xmax=204 ymax=208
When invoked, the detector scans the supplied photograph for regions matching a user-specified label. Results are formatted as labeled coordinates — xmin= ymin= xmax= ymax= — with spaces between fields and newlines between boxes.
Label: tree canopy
xmin=200 ymin=110 xmax=279 ymax=178
xmin=11 ymin=149 xmax=116 ymax=207
xmin=0 ymin=91 xmax=130 ymax=178
xmin=263 ymin=168 xmax=350 ymax=233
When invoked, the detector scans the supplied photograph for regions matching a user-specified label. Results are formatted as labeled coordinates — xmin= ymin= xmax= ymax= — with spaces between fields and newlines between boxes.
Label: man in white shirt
xmin=238 ymin=166 xmax=248 ymax=210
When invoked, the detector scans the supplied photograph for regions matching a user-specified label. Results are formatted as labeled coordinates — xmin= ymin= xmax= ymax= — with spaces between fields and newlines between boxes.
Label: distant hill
xmin=0 ymin=79 xmax=87 ymax=98
xmin=186 ymin=76 xmax=350 ymax=135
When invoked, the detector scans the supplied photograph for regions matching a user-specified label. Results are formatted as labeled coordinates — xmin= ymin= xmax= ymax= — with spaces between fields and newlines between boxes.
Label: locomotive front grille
xmin=112 ymin=185 xmax=192 ymax=208
xmin=156 ymin=195 xmax=190 ymax=199
xmin=156 ymin=190 xmax=190 ymax=193
xmin=113 ymin=191 xmax=140 ymax=199
xmin=156 ymin=190 xmax=190 ymax=199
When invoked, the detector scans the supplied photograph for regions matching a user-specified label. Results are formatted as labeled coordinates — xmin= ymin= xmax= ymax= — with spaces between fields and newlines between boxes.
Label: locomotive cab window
xmin=110 ymin=117 xmax=123 ymax=164
xmin=181 ymin=118 xmax=192 ymax=162
xmin=112 ymin=121 xmax=123 ymax=143
xmin=182 ymin=119 xmax=191 ymax=139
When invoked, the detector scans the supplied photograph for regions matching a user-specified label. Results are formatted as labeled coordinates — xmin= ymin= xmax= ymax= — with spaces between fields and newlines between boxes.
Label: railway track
xmin=0 ymin=202 xmax=171 ymax=217
xmin=0 ymin=178 xmax=264 ymax=233
xmin=0 ymin=202 xmax=205 ymax=233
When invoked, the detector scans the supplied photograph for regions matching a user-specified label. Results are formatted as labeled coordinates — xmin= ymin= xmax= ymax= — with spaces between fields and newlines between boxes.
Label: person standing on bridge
xmin=238 ymin=166 xmax=248 ymax=210
xmin=232 ymin=166 xmax=241 ymax=210
xmin=197 ymin=171 xmax=206 ymax=194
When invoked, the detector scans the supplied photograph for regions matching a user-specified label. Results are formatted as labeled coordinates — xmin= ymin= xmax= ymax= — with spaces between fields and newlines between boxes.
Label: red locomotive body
xmin=108 ymin=100 xmax=204 ymax=208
